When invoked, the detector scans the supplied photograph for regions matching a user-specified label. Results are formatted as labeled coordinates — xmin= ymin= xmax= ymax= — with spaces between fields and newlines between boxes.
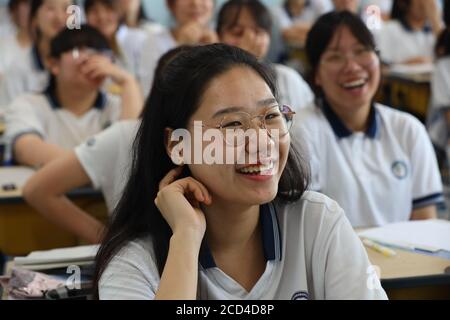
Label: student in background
xmin=427 ymin=0 xmax=450 ymax=154
xmin=116 ymin=0 xmax=163 ymax=34
xmin=0 ymin=1 xmax=31 ymax=74
xmin=0 ymin=0 xmax=71 ymax=108
xmin=375 ymin=0 xmax=443 ymax=64
xmin=332 ymin=0 xmax=360 ymax=13
xmin=272 ymin=0 xmax=330 ymax=46
xmin=217 ymin=0 xmax=314 ymax=111
xmin=4 ymin=25 xmax=142 ymax=168
xmin=295 ymin=11 xmax=443 ymax=228
xmin=93 ymin=43 xmax=387 ymax=300
xmin=138 ymin=0 xmax=217 ymax=97
xmin=84 ymin=0 xmax=148 ymax=79
xmin=22 ymin=46 xmax=188 ymax=244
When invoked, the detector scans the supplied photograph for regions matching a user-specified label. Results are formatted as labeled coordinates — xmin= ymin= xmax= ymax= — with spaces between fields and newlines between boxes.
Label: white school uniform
xmin=116 ymin=25 xmax=149 ymax=78
xmin=374 ymin=20 xmax=435 ymax=64
xmin=137 ymin=27 xmax=177 ymax=97
xmin=99 ymin=191 xmax=387 ymax=300
xmin=294 ymin=101 xmax=443 ymax=228
xmin=0 ymin=35 xmax=30 ymax=73
xmin=0 ymin=46 xmax=49 ymax=109
xmin=74 ymin=120 xmax=139 ymax=213
xmin=4 ymin=87 xmax=122 ymax=164
xmin=273 ymin=63 xmax=314 ymax=111
xmin=272 ymin=4 xmax=321 ymax=30
xmin=0 ymin=7 xmax=15 ymax=39
xmin=427 ymin=57 xmax=450 ymax=150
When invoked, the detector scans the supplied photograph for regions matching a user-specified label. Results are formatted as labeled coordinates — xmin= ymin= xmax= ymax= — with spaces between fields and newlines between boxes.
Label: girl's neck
xmin=405 ymin=15 xmax=426 ymax=31
xmin=328 ymin=100 xmax=372 ymax=133
xmin=55 ymin=80 xmax=99 ymax=116
xmin=203 ymin=199 xmax=261 ymax=252
xmin=16 ymin=28 xmax=31 ymax=48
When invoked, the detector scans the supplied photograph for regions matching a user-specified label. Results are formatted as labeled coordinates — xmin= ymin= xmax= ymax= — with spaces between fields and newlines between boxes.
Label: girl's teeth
xmin=238 ymin=163 xmax=273 ymax=174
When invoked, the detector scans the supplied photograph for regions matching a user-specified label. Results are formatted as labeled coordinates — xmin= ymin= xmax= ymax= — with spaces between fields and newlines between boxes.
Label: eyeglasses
xmin=321 ymin=47 xmax=378 ymax=70
xmin=71 ymin=47 xmax=114 ymax=61
xmin=194 ymin=105 xmax=296 ymax=146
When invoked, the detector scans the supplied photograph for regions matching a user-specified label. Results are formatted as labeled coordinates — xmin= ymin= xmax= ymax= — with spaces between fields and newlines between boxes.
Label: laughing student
xmin=4 ymin=25 xmax=142 ymax=168
xmin=93 ymin=44 xmax=387 ymax=300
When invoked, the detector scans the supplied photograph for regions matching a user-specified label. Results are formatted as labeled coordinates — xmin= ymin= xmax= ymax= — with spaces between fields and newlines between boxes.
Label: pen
xmin=362 ymin=238 xmax=397 ymax=257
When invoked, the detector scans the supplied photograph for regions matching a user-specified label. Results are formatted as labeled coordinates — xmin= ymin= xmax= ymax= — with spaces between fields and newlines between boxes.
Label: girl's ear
xmin=47 ymin=57 xmax=60 ymax=76
xmin=164 ymin=127 xmax=185 ymax=165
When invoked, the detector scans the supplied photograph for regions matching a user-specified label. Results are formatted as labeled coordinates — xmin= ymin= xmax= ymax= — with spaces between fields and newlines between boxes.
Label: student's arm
xmin=14 ymin=134 xmax=68 ymax=168
xmin=153 ymin=167 xmax=211 ymax=300
xmin=424 ymin=0 xmax=444 ymax=36
xmin=22 ymin=152 xmax=105 ymax=244
xmin=81 ymin=56 xmax=143 ymax=120
xmin=411 ymin=206 xmax=438 ymax=220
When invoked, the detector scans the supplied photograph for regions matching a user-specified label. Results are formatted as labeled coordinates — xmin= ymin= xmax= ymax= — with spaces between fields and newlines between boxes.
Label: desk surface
xmin=366 ymin=247 xmax=450 ymax=290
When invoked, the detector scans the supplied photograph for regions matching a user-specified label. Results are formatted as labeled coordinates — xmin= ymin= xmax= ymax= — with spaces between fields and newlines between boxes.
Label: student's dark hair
xmin=436 ymin=0 xmax=450 ymax=57
xmin=391 ymin=0 xmax=411 ymax=25
xmin=8 ymin=0 xmax=29 ymax=12
xmin=305 ymin=10 xmax=378 ymax=97
xmin=217 ymin=0 xmax=272 ymax=35
xmin=93 ymin=43 xmax=309 ymax=298
xmin=46 ymin=25 xmax=110 ymax=92
xmin=84 ymin=0 xmax=116 ymax=14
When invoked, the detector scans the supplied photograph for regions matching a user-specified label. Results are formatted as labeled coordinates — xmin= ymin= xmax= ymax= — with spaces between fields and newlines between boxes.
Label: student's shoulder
xmin=435 ymin=57 xmax=450 ymax=76
xmin=376 ymin=103 xmax=426 ymax=135
xmin=279 ymin=191 xmax=345 ymax=227
xmin=8 ymin=92 xmax=49 ymax=109
xmin=293 ymin=104 xmax=326 ymax=131
xmin=273 ymin=63 xmax=303 ymax=81
xmin=104 ymin=236 xmax=156 ymax=276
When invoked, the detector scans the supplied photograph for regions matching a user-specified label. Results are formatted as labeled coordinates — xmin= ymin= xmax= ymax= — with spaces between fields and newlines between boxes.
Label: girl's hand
xmin=155 ymin=167 xmax=212 ymax=244
xmin=80 ymin=55 xmax=132 ymax=86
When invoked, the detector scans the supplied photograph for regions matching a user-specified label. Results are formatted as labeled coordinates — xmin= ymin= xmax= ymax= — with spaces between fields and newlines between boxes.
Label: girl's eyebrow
xmin=212 ymin=98 xmax=277 ymax=119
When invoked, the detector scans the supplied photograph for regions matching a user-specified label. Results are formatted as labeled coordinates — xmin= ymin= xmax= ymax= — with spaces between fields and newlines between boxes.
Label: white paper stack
xmin=358 ymin=220 xmax=450 ymax=253
xmin=14 ymin=245 xmax=99 ymax=271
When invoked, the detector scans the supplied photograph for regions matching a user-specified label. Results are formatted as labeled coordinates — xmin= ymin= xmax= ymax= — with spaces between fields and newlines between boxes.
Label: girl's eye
xmin=265 ymin=112 xmax=281 ymax=121
xmin=222 ymin=121 xmax=243 ymax=128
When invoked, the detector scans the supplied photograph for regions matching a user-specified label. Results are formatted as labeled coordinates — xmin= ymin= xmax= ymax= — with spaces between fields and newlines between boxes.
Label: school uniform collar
xmin=199 ymin=202 xmax=282 ymax=269
xmin=319 ymin=98 xmax=379 ymax=139
xmin=32 ymin=45 xmax=45 ymax=71
xmin=399 ymin=18 xmax=432 ymax=33
xmin=44 ymin=84 xmax=107 ymax=111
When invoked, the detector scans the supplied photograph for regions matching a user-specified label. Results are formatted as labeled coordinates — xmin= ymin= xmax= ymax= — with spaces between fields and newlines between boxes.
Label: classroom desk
xmin=0 ymin=187 xmax=108 ymax=257
xmin=366 ymin=247 xmax=450 ymax=300
xmin=376 ymin=71 xmax=431 ymax=121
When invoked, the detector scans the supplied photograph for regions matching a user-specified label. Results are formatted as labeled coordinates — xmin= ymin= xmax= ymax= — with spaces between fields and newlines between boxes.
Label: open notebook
xmin=358 ymin=220 xmax=450 ymax=253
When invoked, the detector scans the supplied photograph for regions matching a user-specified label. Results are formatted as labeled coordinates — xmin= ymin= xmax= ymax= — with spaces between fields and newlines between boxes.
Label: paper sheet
xmin=358 ymin=220 xmax=450 ymax=252
xmin=0 ymin=167 xmax=35 ymax=189
xmin=14 ymin=245 xmax=99 ymax=266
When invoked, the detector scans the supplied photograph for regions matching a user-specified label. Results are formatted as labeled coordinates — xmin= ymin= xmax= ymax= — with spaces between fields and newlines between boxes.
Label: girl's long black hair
xmin=93 ymin=43 xmax=310 ymax=298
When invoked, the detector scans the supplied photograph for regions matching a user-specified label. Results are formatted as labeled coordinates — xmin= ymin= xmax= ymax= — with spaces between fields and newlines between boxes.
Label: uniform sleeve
xmin=4 ymin=95 xmax=46 ymax=147
xmin=279 ymin=67 xmax=314 ymax=111
xmin=431 ymin=59 xmax=450 ymax=109
xmin=99 ymin=241 xmax=160 ymax=300
xmin=320 ymin=210 xmax=388 ymax=300
xmin=409 ymin=120 xmax=444 ymax=209
xmin=74 ymin=122 xmax=124 ymax=190
xmin=137 ymin=34 xmax=165 ymax=98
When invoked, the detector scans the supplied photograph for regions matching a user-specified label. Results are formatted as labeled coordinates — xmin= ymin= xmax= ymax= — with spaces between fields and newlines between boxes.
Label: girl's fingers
xmin=159 ymin=166 xmax=184 ymax=190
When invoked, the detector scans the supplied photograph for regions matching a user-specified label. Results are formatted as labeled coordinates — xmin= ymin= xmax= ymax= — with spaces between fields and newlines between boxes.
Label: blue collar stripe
xmin=320 ymin=99 xmax=379 ymax=139
xmin=44 ymin=85 xmax=106 ymax=110
xmin=32 ymin=46 xmax=45 ymax=71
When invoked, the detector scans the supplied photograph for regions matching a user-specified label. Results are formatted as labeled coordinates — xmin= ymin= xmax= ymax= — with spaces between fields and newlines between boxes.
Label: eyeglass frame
xmin=190 ymin=104 xmax=296 ymax=146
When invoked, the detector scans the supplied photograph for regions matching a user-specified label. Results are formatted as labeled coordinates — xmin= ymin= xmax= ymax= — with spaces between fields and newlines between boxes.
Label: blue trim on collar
xmin=399 ymin=19 xmax=432 ymax=33
xmin=319 ymin=99 xmax=379 ymax=139
xmin=32 ymin=45 xmax=45 ymax=71
xmin=198 ymin=203 xmax=283 ymax=269
xmin=43 ymin=85 xmax=107 ymax=110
